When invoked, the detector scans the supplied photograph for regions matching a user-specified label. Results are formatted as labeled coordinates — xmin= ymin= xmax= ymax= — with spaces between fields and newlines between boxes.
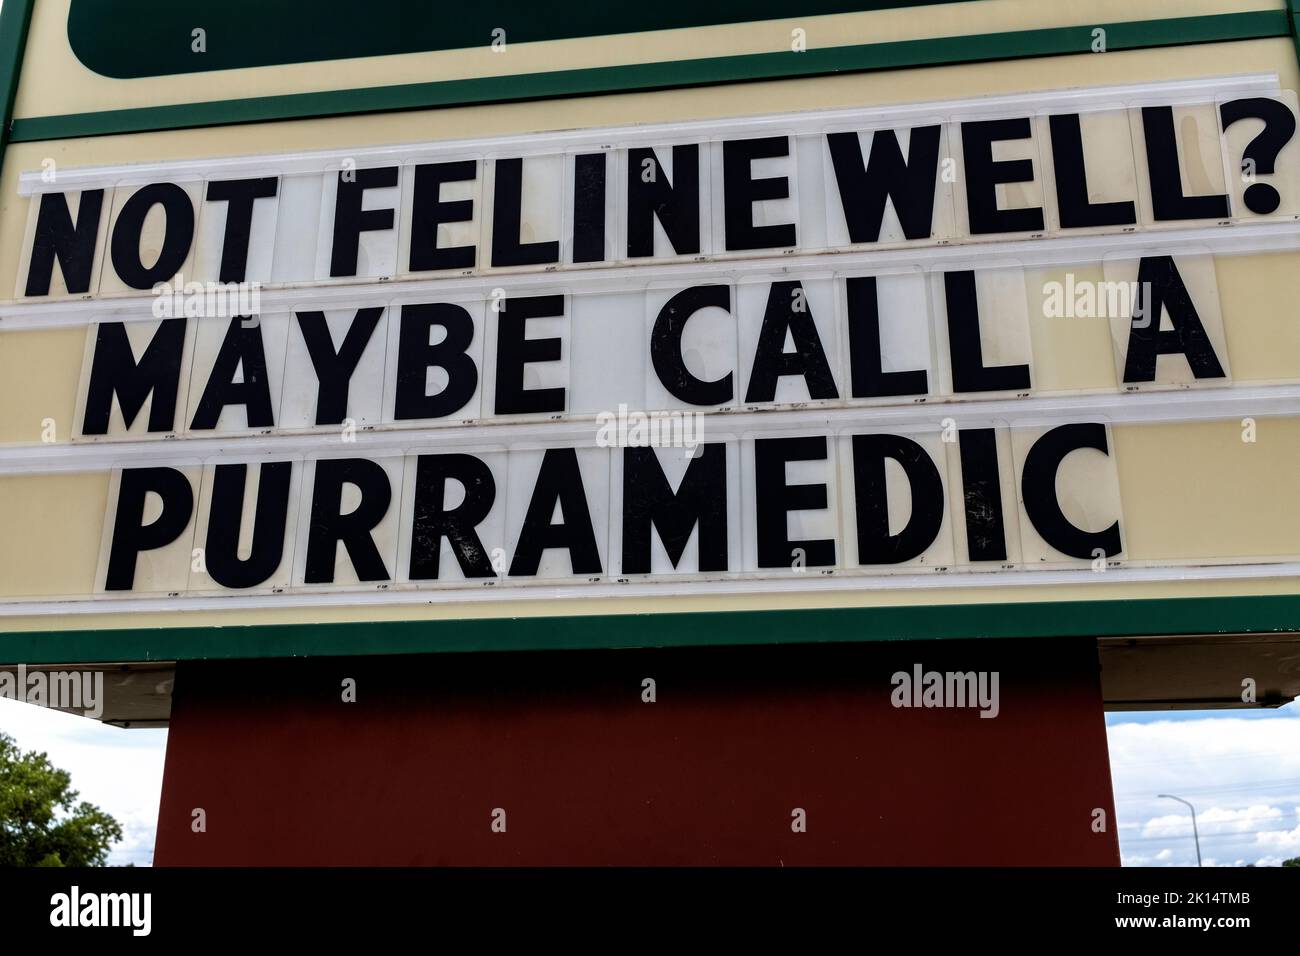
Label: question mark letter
xmin=1220 ymin=97 xmax=1297 ymax=215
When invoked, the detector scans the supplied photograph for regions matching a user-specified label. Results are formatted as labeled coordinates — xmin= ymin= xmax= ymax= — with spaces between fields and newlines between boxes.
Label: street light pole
xmin=1158 ymin=794 xmax=1202 ymax=867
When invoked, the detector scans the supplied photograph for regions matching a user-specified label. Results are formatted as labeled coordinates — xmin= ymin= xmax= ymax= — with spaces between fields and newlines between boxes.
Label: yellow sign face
xmin=0 ymin=0 xmax=1298 ymax=653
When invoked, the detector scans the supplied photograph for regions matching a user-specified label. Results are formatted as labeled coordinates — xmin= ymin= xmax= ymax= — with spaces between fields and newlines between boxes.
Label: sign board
xmin=0 ymin=0 xmax=1299 ymax=658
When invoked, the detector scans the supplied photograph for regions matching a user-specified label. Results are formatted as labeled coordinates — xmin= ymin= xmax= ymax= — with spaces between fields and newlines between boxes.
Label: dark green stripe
xmin=1 ymin=594 xmax=1298 ymax=664
xmin=9 ymin=10 xmax=1289 ymax=143
xmin=67 ymin=0 xmax=975 ymax=79
xmin=1289 ymin=0 xmax=1300 ymax=61
xmin=0 ymin=0 xmax=36 ymax=184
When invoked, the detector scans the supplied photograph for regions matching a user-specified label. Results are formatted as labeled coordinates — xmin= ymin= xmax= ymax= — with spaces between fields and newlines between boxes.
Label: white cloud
xmin=1252 ymin=813 xmax=1300 ymax=855
xmin=1141 ymin=804 xmax=1282 ymax=839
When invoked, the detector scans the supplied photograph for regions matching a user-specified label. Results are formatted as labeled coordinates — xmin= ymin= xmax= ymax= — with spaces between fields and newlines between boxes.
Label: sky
xmin=2 ymin=692 xmax=1298 ymax=866
xmin=1106 ymin=702 xmax=1300 ymax=867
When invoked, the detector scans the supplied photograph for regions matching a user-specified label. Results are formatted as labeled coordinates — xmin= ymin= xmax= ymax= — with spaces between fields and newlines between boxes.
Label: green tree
xmin=1283 ymin=856 xmax=1300 ymax=868
xmin=0 ymin=731 xmax=122 ymax=866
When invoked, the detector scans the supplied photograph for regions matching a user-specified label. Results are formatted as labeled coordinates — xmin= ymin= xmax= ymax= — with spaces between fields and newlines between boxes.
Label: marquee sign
xmin=4 ymin=78 xmax=1300 ymax=608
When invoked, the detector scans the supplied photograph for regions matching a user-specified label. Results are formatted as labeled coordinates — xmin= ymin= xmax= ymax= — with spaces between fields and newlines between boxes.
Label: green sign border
xmin=2 ymin=9 xmax=1293 ymax=147
xmin=0 ymin=4 xmax=1299 ymax=661
xmin=0 ymin=595 xmax=1298 ymax=664
xmin=0 ymin=0 xmax=35 ymax=183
